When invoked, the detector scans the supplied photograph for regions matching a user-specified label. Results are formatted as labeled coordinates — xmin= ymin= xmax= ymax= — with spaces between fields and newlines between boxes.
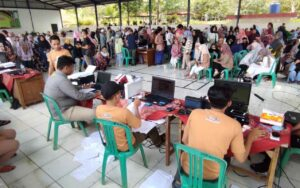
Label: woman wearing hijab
xmin=17 ymin=41 xmax=33 ymax=68
xmin=245 ymin=48 xmax=275 ymax=79
xmin=212 ymin=38 xmax=233 ymax=78
xmin=236 ymin=29 xmax=248 ymax=44
xmin=269 ymin=31 xmax=284 ymax=58
xmin=207 ymin=25 xmax=218 ymax=48
xmin=238 ymin=39 xmax=264 ymax=76
xmin=187 ymin=41 xmax=210 ymax=79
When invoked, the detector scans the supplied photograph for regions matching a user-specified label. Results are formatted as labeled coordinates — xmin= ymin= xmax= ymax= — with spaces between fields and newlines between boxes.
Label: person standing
xmin=47 ymin=35 xmax=71 ymax=75
xmin=81 ymin=29 xmax=96 ymax=66
xmin=125 ymin=28 xmax=137 ymax=65
xmin=154 ymin=27 xmax=165 ymax=65
xmin=166 ymin=27 xmax=174 ymax=60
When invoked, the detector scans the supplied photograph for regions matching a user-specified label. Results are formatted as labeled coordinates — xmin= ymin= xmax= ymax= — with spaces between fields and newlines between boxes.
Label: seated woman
xmin=186 ymin=41 xmax=210 ymax=79
xmin=170 ymin=39 xmax=182 ymax=68
xmin=95 ymin=46 xmax=110 ymax=71
xmin=245 ymin=48 xmax=275 ymax=79
xmin=212 ymin=42 xmax=233 ymax=78
xmin=238 ymin=39 xmax=264 ymax=77
xmin=287 ymin=58 xmax=300 ymax=84
xmin=209 ymin=43 xmax=220 ymax=59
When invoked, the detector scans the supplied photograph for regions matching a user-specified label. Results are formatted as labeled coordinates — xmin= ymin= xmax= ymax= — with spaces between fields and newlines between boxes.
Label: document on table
xmin=0 ymin=62 xmax=15 ymax=68
xmin=0 ymin=69 xmax=13 ymax=74
xmin=132 ymin=120 xmax=158 ymax=134
xmin=79 ymin=88 xmax=95 ymax=93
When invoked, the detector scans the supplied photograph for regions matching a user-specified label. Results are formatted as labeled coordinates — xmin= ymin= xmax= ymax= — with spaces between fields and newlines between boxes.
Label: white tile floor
xmin=0 ymin=64 xmax=300 ymax=188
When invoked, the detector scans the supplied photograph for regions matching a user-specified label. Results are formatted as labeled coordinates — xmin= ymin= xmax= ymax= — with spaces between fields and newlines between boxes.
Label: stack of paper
xmin=260 ymin=109 xmax=284 ymax=127
xmin=0 ymin=62 xmax=15 ymax=68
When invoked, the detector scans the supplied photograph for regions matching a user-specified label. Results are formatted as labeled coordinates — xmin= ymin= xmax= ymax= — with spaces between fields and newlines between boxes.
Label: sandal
xmin=0 ymin=165 xmax=15 ymax=173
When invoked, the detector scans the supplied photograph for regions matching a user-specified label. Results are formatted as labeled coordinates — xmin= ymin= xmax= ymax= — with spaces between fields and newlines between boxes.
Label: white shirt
xmin=166 ymin=32 xmax=174 ymax=46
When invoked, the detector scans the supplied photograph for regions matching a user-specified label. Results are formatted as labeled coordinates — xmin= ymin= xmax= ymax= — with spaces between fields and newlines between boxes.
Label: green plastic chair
xmin=231 ymin=53 xmax=242 ymax=78
xmin=174 ymin=143 xmax=227 ymax=188
xmin=280 ymin=148 xmax=300 ymax=171
xmin=121 ymin=47 xmax=133 ymax=67
xmin=0 ymin=89 xmax=12 ymax=104
xmin=198 ymin=53 xmax=217 ymax=81
xmin=41 ymin=93 xmax=88 ymax=150
xmin=176 ymin=58 xmax=182 ymax=69
xmin=256 ymin=58 xmax=279 ymax=88
xmin=94 ymin=118 xmax=148 ymax=188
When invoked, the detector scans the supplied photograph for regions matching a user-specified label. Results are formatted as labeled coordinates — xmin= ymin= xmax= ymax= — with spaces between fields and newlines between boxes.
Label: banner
xmin=0 ymin=10 xmax=21 ymax=29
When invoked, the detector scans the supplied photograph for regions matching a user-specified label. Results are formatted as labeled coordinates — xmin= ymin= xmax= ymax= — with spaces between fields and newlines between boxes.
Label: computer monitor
xmin=214 ymin=80 xmax=252 ymax=106
xmin=96 ymin=71 xmax=111 ymax=84
xmin=151 ymin=76 xmax=175 ymax=100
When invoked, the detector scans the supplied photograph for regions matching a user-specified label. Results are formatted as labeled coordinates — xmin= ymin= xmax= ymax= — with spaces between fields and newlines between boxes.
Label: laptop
xmin=214 ymin=80 xmax=252 ymax=113
xmin=214 ymin=80 xmax=252 ymax=125
xmin=93 ymin=71 xmax=112 ymax=90
xmin=96 ymin=71 xmax=111 ymax=84
xmin=145 ymin=76 xmax=175 ymax=105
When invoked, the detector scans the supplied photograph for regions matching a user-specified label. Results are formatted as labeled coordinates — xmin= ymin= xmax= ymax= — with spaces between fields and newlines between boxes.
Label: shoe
xmin=0 ymin=120 xmax=11 ymax=127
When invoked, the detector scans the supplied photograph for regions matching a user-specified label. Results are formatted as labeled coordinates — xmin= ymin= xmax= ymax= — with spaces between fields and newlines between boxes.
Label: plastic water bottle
xmin=20 ymin=64 xmax=26 ymax=73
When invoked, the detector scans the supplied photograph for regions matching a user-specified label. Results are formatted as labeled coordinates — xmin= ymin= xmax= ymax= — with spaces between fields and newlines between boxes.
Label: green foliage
xmin=60 ymin=0 xmax=300 ymax=27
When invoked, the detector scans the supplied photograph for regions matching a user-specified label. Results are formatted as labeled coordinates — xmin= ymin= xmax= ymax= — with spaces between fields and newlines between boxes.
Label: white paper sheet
xmin=72 ymin=131 xmax=113 ymax=182
xmin=79 ymin=88 xmax=95 ymax=93
xmin=0 ymin=69 xmax=13 ymax=74
xmin=85 ymin=65 xmax=96 ymax=74
xmin=132 ymin=120 xmax=158 ymax=134
xmin=139 ymin=170 xmax=173 ymax=188
xmin=0 ymin=62 xmax=15 ymax=68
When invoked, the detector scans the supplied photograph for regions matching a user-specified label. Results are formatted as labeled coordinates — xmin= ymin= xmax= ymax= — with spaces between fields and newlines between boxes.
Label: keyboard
xmin=144 ymin=94 xmax=172 ymax=104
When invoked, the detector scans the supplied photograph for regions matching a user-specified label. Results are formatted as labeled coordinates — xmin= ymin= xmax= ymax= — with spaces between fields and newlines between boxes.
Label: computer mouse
xmin=166 ymin=107 xmax=174 ymax=112
xmin=145 ymin=102 xmax=152 ymax=106
xmin=158 ymin=101 xmax=166 ymax=106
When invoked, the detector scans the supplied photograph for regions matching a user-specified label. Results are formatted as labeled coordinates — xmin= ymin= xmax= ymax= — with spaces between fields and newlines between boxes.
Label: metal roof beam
xmin=35 ymin=0 xmax=60 ymax=9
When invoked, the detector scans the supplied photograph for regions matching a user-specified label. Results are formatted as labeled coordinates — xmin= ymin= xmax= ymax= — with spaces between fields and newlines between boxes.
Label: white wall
xmin=0 ymin=8 xmax=62 ymax=34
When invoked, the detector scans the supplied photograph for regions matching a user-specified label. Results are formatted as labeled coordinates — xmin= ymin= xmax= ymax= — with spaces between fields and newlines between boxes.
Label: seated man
xmin=44 ymin=55 xmax=98 ymax=123
xmin=0 ymin=128 xmax=19 ymax=173
xmin=48 ymin=35 xmax=71 ymax=76
xmin=96 ymin=81 xmax=162 ymax=152
xmin=173 ymin=86 xmax=266 ymax=186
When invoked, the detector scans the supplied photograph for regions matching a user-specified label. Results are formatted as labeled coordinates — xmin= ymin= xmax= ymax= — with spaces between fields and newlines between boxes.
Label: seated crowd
xmin=0 ymin=23 xmax=299 ymax=82
xmin=0 ymin=23 xmax=299 ymax=187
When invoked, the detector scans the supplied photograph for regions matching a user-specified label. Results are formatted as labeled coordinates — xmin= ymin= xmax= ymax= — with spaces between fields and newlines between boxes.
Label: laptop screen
xmin=214 ymin=80 xmax=252 ymax=106
xmin=151 ymin=76 xmax=175 ymax=100
xmin=96 ymin=71 xmax=111 ymax=84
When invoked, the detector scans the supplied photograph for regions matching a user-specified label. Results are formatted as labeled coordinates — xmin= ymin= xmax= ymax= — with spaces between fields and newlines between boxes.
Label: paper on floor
xmin=72 ymin=131 xmax=113 ymax=182
xmin=139 ymin=169 xmax=173 ymax=188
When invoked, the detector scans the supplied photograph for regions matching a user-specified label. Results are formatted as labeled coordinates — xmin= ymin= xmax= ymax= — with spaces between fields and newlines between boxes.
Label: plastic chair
xmin=174 ymin=143 xmax=227 ymax=188
xmin=280 ymin=148 xmax=300 ymax=171
xmin=0 ymin=89 xmax=12 ymax=104
xmin=121 ymin=47 xmax=133 ymax=67
xmin=198 ymin=53 xmax=217 ymax=81
xmin=41 ymin=93 xmax=88 ymax=150
xmin=256 ymin=58 xmax=279 ymax=88
xmin=94 ymin=118 xmax=148 ymax=188
xmin=231 ymin=53 xmax=242 ymax=78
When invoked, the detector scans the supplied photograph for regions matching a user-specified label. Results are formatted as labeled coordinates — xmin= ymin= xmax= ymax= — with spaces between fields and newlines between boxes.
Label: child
xmin=170 ymin=39 xmax=182 ymax=68
xmin=72 ymin=42 xmax=84 ymax=71
xmin=114 ymin=32 xmax=123 ymax=67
